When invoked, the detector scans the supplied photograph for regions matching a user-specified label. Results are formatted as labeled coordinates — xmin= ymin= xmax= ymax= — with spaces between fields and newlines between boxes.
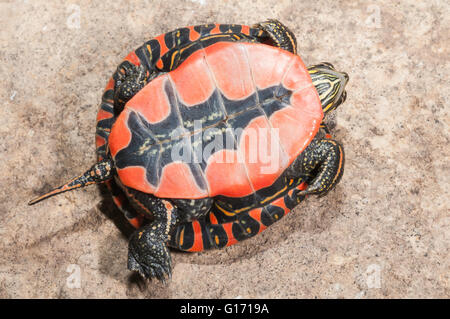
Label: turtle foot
xmin=113 ymin=61 xmax=151 ymax=115
xmin=127 ymin=226 xmax=172 ymax=282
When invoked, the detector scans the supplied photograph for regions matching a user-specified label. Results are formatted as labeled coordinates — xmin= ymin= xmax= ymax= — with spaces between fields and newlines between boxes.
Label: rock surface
xmin=0 ymin=0 xmax=448 ymax=298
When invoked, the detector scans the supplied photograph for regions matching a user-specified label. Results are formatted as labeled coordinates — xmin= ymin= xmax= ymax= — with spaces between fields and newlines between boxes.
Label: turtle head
xmin=308 ymin=62 xmax=349 ymax=115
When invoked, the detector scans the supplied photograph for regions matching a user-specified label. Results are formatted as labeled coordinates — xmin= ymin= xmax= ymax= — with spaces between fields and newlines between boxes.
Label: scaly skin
xmin=124 ymin=186 xmax=178 ymax=282
xmin=253 ymin=19 xmax=297 ymax=54
xmin=288 ymin=137 xmax=345 ymax=196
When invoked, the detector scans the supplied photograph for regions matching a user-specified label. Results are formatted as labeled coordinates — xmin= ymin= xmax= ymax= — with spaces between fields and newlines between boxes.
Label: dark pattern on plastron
xmin=114 ymin=79 xmax=293 ymax=193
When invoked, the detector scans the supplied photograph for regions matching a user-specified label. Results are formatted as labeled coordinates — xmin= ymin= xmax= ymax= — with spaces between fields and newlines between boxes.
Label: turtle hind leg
xmin=127 ymin=206 xmax=176 ymax=281
xmin=253 ymin=19 xmax=297 ymax=54
xmin=291 ymin=138 xmax=345 ymax=197
xmin=124 ymin=188 xmax=178 ymax=282
xmin=128 ymin=223 xmax=172 ymax=282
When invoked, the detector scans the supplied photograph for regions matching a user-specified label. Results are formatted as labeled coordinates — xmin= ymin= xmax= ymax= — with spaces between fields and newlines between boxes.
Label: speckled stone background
xmin=0 ymin=0 xmax=448 ymax=298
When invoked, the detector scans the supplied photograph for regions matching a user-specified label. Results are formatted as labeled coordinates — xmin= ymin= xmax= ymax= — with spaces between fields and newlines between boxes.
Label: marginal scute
xmin=96 ymin=108 xmax=114 ymax=122
xmin=124 ymin=51 xmax=141 ymax=66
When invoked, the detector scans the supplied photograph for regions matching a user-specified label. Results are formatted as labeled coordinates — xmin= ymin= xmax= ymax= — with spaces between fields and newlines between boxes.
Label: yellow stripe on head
xmin=308 ymin=63 xmax=349 ymax=115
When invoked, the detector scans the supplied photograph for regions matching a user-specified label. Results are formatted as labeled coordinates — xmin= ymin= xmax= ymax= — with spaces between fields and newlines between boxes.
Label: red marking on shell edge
xmin=188 ymin=220 xmax=204 ymax=252
xmin=188 ymin=26 xmax=200 ymax=41
xmin=241 ymin=25 xmax=250 ymax=35
xmin=248 ymin=208 xmax=266 ymax=233
xmin=209 ymin=212 xmax=218 ymax=225
xmin=124 ymin=51 xmax=141 ymax=66
xmin=223 ymin=222 xmax=238 ymax=247
xmin=104 ymin=78 xmax=115 ymax=91
xmin=155 ymin=34 xmax=169 ymax=57
xmin=96 ymin=108 xmax=113 ymax=122
xmin=129 ymin=217 xmax=143 ymax=229
xmin=95 ymin=136 xmax=105 ymax=149
xmin=297 ymin=182 xmax=307 ymax=191
xmin=155 ymin=59 xmax=164 ymax=70
xmin=210 ymin=24 xmax=221 ymax=34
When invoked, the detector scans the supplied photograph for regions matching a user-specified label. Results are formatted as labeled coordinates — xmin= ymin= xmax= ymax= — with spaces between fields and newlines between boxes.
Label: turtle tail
xmin=28 ymin=158 xmax=115 ymax=205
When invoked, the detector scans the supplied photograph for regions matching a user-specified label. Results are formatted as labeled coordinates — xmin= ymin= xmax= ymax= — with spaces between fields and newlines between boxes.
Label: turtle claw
xmin=127 ymin=227 xmax=172 ymax=282
xmin=128 ymin=252 xmax=172 ymax=282
xmin=149 ymin=262 xmax=171 ymax=282
xmin=296 ymin=183 xmax=330 ymax=198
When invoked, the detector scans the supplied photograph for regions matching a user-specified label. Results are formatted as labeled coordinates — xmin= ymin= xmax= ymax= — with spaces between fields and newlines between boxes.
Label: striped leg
xmin=295 ymin=138 xmax=345 ymax=196
xmin=253 ymin=19 xmax=297 ymax=54
xmin=124 ymin=188 xmax=178 ymax=281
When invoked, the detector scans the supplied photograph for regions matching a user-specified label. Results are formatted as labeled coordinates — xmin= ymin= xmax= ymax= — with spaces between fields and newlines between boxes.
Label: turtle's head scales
xmin=308 ymin=63 xmax=349 ymax=115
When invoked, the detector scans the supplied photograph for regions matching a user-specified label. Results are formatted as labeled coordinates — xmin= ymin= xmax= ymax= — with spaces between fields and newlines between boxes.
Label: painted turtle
xmin=29 ymin=20 xmax=348 ymax=281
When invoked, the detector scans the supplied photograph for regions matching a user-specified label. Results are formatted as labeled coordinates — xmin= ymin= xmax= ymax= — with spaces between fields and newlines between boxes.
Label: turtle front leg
xmin=288 ymin=137 xmax=345 ymax=196
xmin=113 ymin=61 xmax=157 ymax=115
xmin=125 ymin=189 xmax=178 ymax=282
xmin=253 ymin=19 xmax=297 ymax=54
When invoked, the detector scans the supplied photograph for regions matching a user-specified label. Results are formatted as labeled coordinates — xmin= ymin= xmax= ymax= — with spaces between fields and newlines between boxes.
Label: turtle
xmin=29 ymin=20 xmax=349 ymax=281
